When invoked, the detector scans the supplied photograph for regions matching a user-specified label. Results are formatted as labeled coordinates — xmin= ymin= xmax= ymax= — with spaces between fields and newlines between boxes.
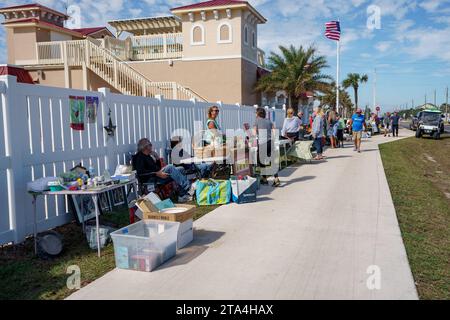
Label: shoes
xmin=188 ymin=181 xmax=197 ymax=196
xmin=260 ymin=177 xmax=269 ymax=185
xmin=272 ymin=178 xmax=281 ymax=187
xmin=178 ymin=194 xmax=192 ymax=203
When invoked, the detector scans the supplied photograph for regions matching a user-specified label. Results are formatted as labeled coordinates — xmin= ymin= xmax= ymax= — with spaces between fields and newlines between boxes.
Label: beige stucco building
xmin=0 ymin=0 xmax=269 ymax=105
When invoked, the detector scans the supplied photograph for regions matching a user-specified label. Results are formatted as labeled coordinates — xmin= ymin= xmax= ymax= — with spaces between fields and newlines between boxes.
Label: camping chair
xmin=131 ymin=153 xmax=177 ymax=199
xmin=167 ymin=136 xmax=202 ymax=181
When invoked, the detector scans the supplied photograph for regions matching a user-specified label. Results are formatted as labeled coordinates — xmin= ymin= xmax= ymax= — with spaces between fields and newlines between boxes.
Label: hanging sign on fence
xmin=70 ymin=96 xmax=86 ymax=130
xmin=86 ymin=96 xmax=99 ymax=124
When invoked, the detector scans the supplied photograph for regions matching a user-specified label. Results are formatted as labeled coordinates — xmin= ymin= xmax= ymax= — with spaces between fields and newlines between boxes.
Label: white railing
xmin=103 ymin=36 xmax=130 ymax=61
xmin=0 ymin=76 xmax=285 ymax=245
xmin=131 ymin=33 xmax=183 ymax=61
xmin=36 ymin=42 xmax=64 ymax=65
xmin=34 ymin=39 xmax=206 ymax=101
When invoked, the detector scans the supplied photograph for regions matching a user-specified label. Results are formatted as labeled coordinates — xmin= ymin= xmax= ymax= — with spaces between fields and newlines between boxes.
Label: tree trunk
xmin=354 ymin=87 xmax=359 ymax=111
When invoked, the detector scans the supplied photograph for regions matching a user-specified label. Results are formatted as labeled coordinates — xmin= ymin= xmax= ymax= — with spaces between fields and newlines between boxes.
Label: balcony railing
xmin=35 ymin=34 xmax=265 ymax=66
xmin=131 ymin=33 xmax=183 ymax=61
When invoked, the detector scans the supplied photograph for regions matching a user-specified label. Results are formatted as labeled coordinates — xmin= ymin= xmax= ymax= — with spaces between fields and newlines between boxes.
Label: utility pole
xmin=446 ymin=86 xmax=449 ymax=122
xmin=434 ymin=89 xmax=437 ymax=107
xmin=373 ymin=68 xmax=377 ymax=111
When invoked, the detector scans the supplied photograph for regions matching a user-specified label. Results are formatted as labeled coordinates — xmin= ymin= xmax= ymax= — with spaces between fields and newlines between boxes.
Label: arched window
xmin=244 ymin=25 xmax=249 ymax=45
xmin=217 ymin=22 xmax=232 ymax=43
xmin=191 ymin=24 xmax=205 ymax=46
xmin=252 ymin=31 xmax=256 ymax=48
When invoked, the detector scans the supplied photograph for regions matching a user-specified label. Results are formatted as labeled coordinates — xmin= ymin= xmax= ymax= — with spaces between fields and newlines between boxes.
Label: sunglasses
xmin=212 ymin=110 xmax=220 ymax=113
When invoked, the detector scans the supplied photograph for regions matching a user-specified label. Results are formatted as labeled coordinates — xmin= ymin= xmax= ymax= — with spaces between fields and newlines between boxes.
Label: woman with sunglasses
xmin=205 ymin=106 xmax=224 ymax=145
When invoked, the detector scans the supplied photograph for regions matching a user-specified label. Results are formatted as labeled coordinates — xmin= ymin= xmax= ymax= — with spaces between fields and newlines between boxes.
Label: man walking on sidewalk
xmin=391 ymin=111 xmax=400 ymax=137
xmin=349 ymin=108 xmax=366 ymax=153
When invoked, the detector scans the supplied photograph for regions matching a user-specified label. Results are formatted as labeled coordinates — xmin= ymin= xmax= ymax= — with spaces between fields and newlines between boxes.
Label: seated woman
xmin=281 ymin=108 xmax=302 ymax=141
xmin=133 ymin=138 xmax=192 ymax=202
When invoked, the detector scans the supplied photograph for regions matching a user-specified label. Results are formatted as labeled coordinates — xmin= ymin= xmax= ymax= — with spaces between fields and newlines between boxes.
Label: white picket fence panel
xmin=0 ymin=75 xmax=285 ymax=245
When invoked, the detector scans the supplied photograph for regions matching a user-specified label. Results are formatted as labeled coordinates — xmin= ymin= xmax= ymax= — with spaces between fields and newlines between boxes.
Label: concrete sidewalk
xmin=68 ymin=129 xmax=418 ymax=300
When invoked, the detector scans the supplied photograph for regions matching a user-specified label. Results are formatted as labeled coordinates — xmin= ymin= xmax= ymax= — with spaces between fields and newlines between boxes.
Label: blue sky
xmin=1 ymin=0 xmax=450 ymax=112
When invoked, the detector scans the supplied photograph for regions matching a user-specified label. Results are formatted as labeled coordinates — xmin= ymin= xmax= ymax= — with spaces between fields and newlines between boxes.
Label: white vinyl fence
xmin=0 ymin=75 xmax=285 ymax=245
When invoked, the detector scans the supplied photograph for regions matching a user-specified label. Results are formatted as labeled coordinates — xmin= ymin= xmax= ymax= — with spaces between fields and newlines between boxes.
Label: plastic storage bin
xmin=110 ymin=220 xmax=180 ymax=272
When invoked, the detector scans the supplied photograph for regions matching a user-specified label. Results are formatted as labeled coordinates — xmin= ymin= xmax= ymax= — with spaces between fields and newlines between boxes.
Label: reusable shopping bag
xmin=231 ymin=176 xmax=258 ymax=204
xmin=196 ymin=179 xmax=231 ymax=206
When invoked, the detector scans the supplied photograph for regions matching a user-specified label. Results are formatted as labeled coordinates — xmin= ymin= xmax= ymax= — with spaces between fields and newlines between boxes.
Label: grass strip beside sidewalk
xmin=379 ymin=136 xmax=450 ymax=300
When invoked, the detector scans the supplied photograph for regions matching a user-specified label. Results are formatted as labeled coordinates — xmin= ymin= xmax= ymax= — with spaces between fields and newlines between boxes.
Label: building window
xmin=217 ymin=22 xmax=232 ymax=44
xmin=191 ymin=24 xmax=205 ymax=46
xmin=244 ymin=25 xmax=248 ymax=45
xmin=252 ymin=31 xmax=256 ymax=48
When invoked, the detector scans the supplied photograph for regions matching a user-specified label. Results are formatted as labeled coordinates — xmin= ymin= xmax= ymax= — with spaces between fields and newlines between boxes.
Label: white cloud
xmin=375 ymin=41 xmax=392 ymax=52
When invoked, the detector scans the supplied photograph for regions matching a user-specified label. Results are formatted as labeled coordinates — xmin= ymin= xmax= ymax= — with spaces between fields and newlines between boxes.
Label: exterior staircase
xmin=35 ymin=39 xmax=207 ymax=101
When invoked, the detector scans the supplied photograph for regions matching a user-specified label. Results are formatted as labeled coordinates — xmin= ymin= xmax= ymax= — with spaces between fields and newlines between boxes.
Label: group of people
xmin=133 ymin=105 xmax=284 ymax=203
xmin=133 ymin=102 xmax=406 ymax=202
xmin=382 ymin=111 xmax=401 ymax=138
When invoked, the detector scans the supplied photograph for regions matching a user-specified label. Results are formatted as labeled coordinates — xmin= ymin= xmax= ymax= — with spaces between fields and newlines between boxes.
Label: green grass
xmin=379 ymin=135 xmax=450 ymax=300
xmin=0 ymin=203 xmax=218 ymax=300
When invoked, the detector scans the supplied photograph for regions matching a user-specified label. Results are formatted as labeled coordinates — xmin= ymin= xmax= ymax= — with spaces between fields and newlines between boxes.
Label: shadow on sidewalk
xmin=322 ymin=155 xmax=352 ymax=160
xmin=156 ymin=230 xmax=225 ymax=270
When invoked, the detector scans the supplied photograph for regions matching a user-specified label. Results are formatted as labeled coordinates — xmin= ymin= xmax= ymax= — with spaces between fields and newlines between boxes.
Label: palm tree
xmin=342 ymin=73 xmax=368 ymax=112
xmin=318 ymin=82 xmax=353 ymax=116
xmin=256 ymin=45 xmax=331 ymax=110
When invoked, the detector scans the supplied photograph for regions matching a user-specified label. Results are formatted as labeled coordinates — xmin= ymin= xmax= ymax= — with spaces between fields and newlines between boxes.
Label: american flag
xmin=325 ymin=21 xmax=341 ymax=41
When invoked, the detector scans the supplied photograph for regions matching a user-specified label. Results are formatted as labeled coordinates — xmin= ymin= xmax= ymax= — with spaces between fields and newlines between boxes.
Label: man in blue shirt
xmin=390 ymin=111 xmax=400 ymax=137
xmin=349 ymin=108 xmax=366 ymax=153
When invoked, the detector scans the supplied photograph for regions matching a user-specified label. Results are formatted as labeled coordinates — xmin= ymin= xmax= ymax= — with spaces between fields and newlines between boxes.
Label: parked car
xmin=415 ymin=110 xmax=445 ymax=140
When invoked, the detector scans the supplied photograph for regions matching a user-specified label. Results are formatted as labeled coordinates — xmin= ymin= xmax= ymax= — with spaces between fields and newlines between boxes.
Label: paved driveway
xmin=68 ymin=130 xmax=418 ymax=300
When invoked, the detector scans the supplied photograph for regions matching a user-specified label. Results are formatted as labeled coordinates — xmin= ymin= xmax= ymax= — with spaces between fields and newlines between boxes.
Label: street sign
xmin=376 ymin=106 xmax=380 ymax=112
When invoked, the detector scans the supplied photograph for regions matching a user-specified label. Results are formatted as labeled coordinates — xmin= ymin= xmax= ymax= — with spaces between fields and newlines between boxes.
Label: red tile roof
xmin=71 ymin=27 xmax=110 ymax=36
xmin=2 ymin=18 xmax=85 ymax=37
xmin=0 ymin=3 xmax=69 ymax=18
xmin=0 ymin=65 xmax=34 ymax=84
xmin=171 ymin=0 xmax=248 ymax=11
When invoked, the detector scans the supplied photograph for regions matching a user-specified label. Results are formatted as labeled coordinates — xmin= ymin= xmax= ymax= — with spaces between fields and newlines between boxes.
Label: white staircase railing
xmin=35 ymin=40 xmax=207 ymax=101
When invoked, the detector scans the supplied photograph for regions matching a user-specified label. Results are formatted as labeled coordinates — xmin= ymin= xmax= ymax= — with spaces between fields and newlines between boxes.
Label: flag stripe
xmin=325 ymin=20 xmax=341 ymax=41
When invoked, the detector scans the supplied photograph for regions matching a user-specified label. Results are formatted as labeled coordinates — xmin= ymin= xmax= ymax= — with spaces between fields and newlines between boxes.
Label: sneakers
xmin=178 ymin=194 xmax=192 ymax=203
xmin=272 ymin=178 xmax=281 ymax=187
xmin=188 ymin=181 xmax=197 ymax=196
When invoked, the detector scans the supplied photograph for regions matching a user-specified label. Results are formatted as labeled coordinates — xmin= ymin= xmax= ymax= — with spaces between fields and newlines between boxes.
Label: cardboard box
xmin=137 ymin=199 xmax=195 ymax=223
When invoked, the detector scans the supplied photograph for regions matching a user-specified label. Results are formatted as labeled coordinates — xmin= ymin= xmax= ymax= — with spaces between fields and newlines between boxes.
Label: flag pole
xmin=336 ymin=39 xmax=340 ymax=115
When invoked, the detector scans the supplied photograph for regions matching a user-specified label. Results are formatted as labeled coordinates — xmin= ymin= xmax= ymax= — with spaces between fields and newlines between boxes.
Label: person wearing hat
xmin=349 ymin=108 xmax=366 ymax=153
